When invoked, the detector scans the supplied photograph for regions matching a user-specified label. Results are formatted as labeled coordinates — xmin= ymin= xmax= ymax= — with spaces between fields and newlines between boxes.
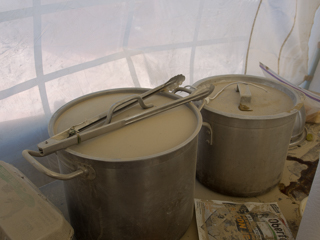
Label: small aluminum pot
xmin=46 ymin=88 xmax=203 ymax=240
xmin=193 ymin=75 xmax=303 ymax=197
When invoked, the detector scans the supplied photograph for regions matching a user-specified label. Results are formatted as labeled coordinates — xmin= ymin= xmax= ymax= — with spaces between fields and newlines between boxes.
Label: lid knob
xmin=236 ymin=83 xmax=252 ymax=111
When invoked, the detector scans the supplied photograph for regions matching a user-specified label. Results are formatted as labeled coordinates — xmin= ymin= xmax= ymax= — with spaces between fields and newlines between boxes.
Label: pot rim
xmin=193 ymin=74 xmax=303 ymax=120
xmin=48 ymin=87 xmax=203 ymax=162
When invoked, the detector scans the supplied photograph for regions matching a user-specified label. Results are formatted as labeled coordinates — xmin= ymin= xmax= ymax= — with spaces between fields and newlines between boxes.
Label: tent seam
xmin=305 ymin=3 xmax=320 ymax=76
xmin=278 ymin=0 xmax=298 ymax=75
xmin=189 ymin=0 xmax=204 ymax=85
xmin=122 ymin=0 xmax=141 ymax=88
xmin=244 ymin=0 xmax=262 ymax=74
xmin=33 ymin=0 xmax=52 ymax=120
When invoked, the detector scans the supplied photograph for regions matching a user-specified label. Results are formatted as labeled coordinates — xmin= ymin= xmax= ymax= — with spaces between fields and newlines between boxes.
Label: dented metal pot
xmin=45 ymin=88 xmax=203 ymax=240
xmin=193 ymin=75 xmax=303 ymax=197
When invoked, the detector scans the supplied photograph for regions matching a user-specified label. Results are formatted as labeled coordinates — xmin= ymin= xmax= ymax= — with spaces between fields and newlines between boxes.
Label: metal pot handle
xmin=173 ymin=86 xmax=213 ymax=145
xmin=172 ymin=86 xmax=209 ymax=111
xmin=22 ymin=149 xmax=94 ymax=180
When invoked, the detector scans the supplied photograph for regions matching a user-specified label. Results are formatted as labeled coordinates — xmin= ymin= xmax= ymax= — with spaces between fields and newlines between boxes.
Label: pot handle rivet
xmin=202 ymin=122 xmax=213 ymax=145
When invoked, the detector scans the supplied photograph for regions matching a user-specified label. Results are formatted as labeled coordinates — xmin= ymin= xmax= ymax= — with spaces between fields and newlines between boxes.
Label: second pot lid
xmin=194 ymin=75 xmax=302 ymax=117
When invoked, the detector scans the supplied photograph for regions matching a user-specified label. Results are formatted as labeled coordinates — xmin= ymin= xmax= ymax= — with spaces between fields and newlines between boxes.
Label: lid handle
xmin=105 ymin=94 xmax=153 ymax=125
xmin=236 ymin=83 xmax=252 ymax=111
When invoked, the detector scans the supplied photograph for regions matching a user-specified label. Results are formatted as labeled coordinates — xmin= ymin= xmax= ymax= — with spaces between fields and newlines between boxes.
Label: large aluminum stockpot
xmin=46 ymin=88 xmax=203 ymax=240
xmin=193 ymin=75 xmax=303 ymax=197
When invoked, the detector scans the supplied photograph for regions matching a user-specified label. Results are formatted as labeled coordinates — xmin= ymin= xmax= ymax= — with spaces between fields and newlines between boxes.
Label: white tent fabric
xmin=0 ymin=0 xmax=320 ymax=187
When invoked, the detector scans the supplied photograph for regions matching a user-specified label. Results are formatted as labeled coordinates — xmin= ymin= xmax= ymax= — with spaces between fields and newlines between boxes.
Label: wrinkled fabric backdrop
xmin=1 ymin=0 xmax=320 ymax=186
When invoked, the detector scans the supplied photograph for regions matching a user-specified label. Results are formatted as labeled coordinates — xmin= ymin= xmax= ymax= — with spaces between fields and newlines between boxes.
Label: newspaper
xmin=194 ymin=199 xmax=294 ymax=240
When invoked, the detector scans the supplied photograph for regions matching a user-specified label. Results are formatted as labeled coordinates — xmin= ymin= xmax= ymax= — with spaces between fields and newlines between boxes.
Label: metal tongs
xmin=54 ymin=74 xmax=186 ymax=140
xmin=22 ymin=76 xmax=214 ymax=180
xmin=35 ymin=79 xmax=214 ymax=156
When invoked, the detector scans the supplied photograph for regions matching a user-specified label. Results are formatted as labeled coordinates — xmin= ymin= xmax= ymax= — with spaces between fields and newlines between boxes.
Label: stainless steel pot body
xmin=197 ymin=109 xmax=296 ymax=197
xmin=48 ymin=88 xmax=202 ymax=240
xmin=193 ymin=75 xmax=303 ymax=197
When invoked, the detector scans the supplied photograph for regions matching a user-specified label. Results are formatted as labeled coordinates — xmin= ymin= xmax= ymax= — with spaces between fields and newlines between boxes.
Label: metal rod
xmin=75 ymin=75 xmax=185 ymax=133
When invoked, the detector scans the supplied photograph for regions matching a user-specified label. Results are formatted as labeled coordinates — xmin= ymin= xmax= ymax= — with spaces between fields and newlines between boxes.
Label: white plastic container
xmin=0 ymin=161 xmax=74 ymax=240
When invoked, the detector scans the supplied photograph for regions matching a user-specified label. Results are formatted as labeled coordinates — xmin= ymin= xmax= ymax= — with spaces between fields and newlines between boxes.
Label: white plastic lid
xmin=0 ymin=161 xmax=74 ymax=240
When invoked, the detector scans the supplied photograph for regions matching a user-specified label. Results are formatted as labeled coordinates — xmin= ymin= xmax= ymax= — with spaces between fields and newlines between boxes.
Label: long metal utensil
xmin=53 ymin=74 xmax=186 ymax=141
xmin=37 ymin=84 xmax=214 ymax=156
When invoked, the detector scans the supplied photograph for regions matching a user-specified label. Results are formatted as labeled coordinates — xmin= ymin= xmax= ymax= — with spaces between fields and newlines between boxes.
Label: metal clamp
xmin=172 ymin=87 xmax=193 ymax=94
xmin=22 ymin=150 xmax=95 ymax=180
xmin=105 ymin=94 xmax=153 ymax=125
xmin=173 ymin=86 xmax=210 ymax=111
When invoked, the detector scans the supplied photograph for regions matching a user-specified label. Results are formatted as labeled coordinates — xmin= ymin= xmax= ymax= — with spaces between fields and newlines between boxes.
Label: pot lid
xmin=195 ymin=76 xmax=301 ymax=117
xmin=206 ymin=81 xmax=293 ymax=115
xmin=51 ymin=89 xmax=199 ymax=160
